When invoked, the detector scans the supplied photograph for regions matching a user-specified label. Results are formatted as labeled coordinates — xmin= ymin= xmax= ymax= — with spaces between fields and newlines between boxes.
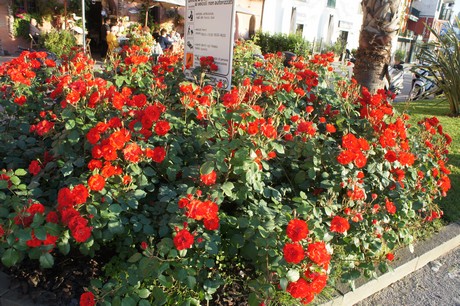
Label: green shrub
xmin=253 ymin=31 xmax=311 ymax=57
xmin=42 ymin=30 xmax=77 ymax=57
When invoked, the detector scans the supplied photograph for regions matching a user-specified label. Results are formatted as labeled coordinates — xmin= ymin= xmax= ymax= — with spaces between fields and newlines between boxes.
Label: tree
xmin=353 ymin=0 xmax=403 ymax=93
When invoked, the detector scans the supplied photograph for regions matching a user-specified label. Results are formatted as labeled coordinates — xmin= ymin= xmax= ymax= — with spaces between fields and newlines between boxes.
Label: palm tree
xmin=353 ymin=0 xmax=403 ymax=93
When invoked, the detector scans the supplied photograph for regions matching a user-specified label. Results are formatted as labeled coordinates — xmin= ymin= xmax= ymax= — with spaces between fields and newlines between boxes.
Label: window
xmin=327 ymin=0 xmax=336 ymax=8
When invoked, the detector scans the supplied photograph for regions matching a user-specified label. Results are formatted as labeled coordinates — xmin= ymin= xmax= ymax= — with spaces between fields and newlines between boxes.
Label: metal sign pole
xmin=82 ymin=0 xmax=86 ymax=54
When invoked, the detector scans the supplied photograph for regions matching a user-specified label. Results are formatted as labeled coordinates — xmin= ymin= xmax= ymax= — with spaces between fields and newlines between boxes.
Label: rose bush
xmin=0 ymin=41 xmax=451 ymax=305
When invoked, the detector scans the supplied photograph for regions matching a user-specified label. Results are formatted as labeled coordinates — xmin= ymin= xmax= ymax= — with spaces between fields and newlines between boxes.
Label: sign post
xmin=183 ymin=0 xmax=236 ymax=90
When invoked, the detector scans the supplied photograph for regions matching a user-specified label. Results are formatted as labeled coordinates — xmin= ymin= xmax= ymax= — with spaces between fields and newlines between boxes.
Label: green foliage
xmin=12 ymin=13 xmax=38 ymax=40
xmin=416 ymin=18 xmax=460 ymax=115
xmin=394 ymin=49 xmax=406 ymax=63
xmin=253 ymin=31 xmax=311 ymax=57
xmin=42 ymin=30 xmax=77 ymax=57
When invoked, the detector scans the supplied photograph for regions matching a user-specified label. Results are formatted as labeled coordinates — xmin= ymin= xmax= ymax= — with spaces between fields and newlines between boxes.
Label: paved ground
xmin=355 ymin=245 xmax=460 ymax=306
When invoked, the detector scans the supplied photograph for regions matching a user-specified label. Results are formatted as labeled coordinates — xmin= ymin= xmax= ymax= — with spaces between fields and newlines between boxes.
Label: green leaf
xmin=200 ymin=161 xmax=214 ymax=175
xmin=65 ymin=119 xmax=76 ymax=130
xmin=121 ymin=296 xmax=136 ymax=306
xmin=128 ymin=252 xmax=143 ymax=263
xmin=2 ymin=249 xmax=20 ymax=267
xmin=34 ymin=227 xmax=47 ymax=240
xmin=221 ymin=182 xmax=234 ymax=196
xmin=109 ymin=204 xmax=123 ymax=213
xmin=9 ymin=176 xmax=20 ymax=186
xmin=152 ymin=287 xmax=167 ymax=305
xmin=39 ymin=253 xmax=54 ymax=268
xmin=68 ymin=129 xmax=80 ymax=144
xmin=14 ymin=169 xmax=27 ymax=176
xmin=137 ymin=288 xmax=151 ymax=299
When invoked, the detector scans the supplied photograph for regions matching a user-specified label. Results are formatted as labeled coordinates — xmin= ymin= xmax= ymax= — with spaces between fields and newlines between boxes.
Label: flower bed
xmin=0 ymin=42 xmax=452 ymax=305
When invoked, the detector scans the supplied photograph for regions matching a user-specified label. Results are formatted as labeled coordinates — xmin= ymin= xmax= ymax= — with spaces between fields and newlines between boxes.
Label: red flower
xmin=109 ymin=129 xmax=131 ymax=150
xmin=141 ymin=241 xmax=148 ymax=250
xmin=80 ymin=291 xmax=95 ymax=306
xmin=88 ymin=174 xmax=105 ymax=191
xmin=385 ymin=198 xmax=396 ymax=215
xmin=330 ymin=216 xmax=350 ymax=233
xmin=71 ymin=225 xmax=92 ymax=243
xmin=173 ymin=229 xmax=194 ymax=250
xmin=72 ymin=184 xmax=89 ymax=205
xmin=283 ymin=243 xmax=305 ymax=264
xmin=46 ymin=211 xmax=59 ymax=223
xmin=286 ymin=219 xmax=309 ymax=242
xmin=28 ymin=160 xmax=42 ymax=176
xmin=307 ymin=241 xmax=331 ymax=267
xmin=286 ymin=278 xmax=314 ymax=300
xmin=200 ymin=170 xmax=217 ymax=186
xmin=154 ymin=120 xmax=171 ymax=136
xmin=203 ymin=217 xmax=220 ymax=230
xmin=123 ymin=142 xmax=143 ymax=163
xmin=305 ymin=270 xmax=328 ymax=294
xmin=146 ymin=146 xmax=166 ymax=163
xmin=14 ymin=95 xmax=27 ymax=106
xmin=386 ymin=253 xmax=395 ymax=261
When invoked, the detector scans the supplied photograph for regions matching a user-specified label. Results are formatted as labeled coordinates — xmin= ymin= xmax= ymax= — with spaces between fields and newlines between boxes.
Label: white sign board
xmin=184 ymin=0 xmax=236 ymax=90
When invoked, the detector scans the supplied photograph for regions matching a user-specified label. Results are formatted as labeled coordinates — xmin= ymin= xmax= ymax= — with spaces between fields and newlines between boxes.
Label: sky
xmin=454 ymin=1 xmax=460 ymax=21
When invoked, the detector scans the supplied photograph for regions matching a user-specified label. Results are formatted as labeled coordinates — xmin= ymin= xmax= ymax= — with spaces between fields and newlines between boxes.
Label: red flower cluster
xmin=336 ymin=133 xmax=370 ymax=168
xmin=178 ymin=195 xmax=220 ymax=231
xmin=283 ymin=218 xmax=330 ymax=304
xmin=199 ymin=56 xmax=218 ymax=71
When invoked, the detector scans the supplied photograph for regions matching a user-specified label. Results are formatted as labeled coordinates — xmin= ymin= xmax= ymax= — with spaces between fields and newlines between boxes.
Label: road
xmin=355 ymin=245 xmax=460 ymax=306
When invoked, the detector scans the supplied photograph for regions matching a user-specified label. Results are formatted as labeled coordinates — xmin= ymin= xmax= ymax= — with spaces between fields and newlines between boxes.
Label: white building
xmin=260 ymin=0 xmax=363 ymax=51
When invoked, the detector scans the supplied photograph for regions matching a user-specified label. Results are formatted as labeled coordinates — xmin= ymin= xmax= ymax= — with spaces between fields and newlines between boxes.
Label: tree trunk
xmin=353 ymin=0 xmax=402 ymax=93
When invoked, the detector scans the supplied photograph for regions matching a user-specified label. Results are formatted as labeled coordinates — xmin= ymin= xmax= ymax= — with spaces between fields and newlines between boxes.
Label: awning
xmin=236 ymin=5 xmax=257 ymax=15
xmin=152 ymin=0 xmax=185 ymax=8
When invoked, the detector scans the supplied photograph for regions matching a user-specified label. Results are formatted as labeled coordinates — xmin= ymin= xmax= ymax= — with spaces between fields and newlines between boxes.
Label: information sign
xmin=184 ymin=0 xmax=236 ymax=90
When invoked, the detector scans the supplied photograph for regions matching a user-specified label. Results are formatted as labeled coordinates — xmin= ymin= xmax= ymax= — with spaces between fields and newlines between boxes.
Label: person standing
xmin=100 ymin=18 xmax=111 ymax=59
xmin=157 ymin=29 xmax=172 ymax=51
xmin=29 ymin=18 xmax=41 ymax=42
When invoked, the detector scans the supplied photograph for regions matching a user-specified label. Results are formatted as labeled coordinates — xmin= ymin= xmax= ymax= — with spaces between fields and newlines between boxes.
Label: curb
xmin=320 ymin=221 xmax=460 ymax=306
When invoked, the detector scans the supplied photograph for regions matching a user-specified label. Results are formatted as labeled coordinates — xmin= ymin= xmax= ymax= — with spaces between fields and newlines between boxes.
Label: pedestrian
xmin=157 ymin=29 xmax=172 ymax=51
xmin=100 ymin=17 xmax=111 ymax=59
xmin=29 ymin=18 xmax=41 ymax=42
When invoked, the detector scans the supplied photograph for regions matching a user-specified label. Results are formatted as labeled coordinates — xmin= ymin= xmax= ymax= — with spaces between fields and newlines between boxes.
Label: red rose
xmin=286 ymin=278 xmax=314 ymax=300
xmin=148 ymin=146 xmax=166 ymax=163
xmin=154 ymin=120 xmax=171 ymax=136
xmin=200 ymin=170 xmax=217 ymax=186
xmin=14 ymin=95 xmax=27 ymax=106
xmin=80 ymin=291 xmax=96 ymax=306
xmin=72 ymin=184 xmax=88 ymax=205
xmin=173 ymin=229 xmax=194 ymax=250
xmin=286 ymin=219 xmax=309 ymax=242
xmin=330 ymin=216 xmax=350 ymax=233
xmin=123 ymin=142 xmax=143 ymax=163
xmin=28 ymin=160 xmax=42 ymax=176
xmin=203 ymin=217 xmax=220 ymax=231
xmin=71 ymin=225 xmax=92 ymax=243
xmin=88 ymin=174 xmax=105 ymax=192
xmin=283 ymin=243 xmax=305 ymax=264
xmin=46 ymin=211 xmax=59 ymax=223
xmin=386 ymin=253 xmax=395 ymax=261
xmin=307 ymin=241 xmax=331 ymax=267
xmin=385 ymin=198 xmax=396 ymax=215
